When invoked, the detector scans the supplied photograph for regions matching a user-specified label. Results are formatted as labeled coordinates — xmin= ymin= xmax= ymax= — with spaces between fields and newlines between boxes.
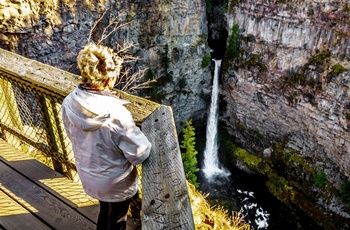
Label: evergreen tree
xmin=180 ymin=120 xmax=200 ymax=188
xmin=225 ymin=24 xmax=240 ymax=61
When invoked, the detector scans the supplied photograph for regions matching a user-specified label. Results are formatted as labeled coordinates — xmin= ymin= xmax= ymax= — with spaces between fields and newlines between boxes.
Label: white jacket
xmin=61 ymin=87 xmax=151 ymax=202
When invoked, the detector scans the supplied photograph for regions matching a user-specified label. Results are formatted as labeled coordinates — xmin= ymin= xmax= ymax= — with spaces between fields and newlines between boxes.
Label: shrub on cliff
xmin=313 ymin=170 xmax=327 ymax=188
xmin=180 ymin=120 xmax=200 ymax=188
xmin=202 ymin=54 xmax=211 ymax=68
xmin=330 ymin=63 xmax=348 ymax=76
xmin=340 ymin=181 xmax=350 ymax=207
xmin=225 ymin=24 xmax=240 ymax=61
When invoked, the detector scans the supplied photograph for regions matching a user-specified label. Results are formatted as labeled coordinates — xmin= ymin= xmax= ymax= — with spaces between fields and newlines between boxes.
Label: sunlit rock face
xmin=223 ymin=0 xmax=350 ymax=224
xmin=0 ymin=0 xmax=211 ymax=132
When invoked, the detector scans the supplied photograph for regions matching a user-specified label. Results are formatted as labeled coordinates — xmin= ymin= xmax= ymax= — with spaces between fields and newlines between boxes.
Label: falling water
xmin=202 ymin=59 xmax=231 ymax=180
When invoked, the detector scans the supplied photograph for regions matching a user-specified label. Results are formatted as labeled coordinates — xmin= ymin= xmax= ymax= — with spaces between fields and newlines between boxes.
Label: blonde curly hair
xmin=77 ymin=43 xmax=123 ymax=89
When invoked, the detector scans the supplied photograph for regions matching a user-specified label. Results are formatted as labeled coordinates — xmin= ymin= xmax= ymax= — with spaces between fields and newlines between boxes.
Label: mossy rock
xmin=330 ymin=63 xmax=348 ymax=75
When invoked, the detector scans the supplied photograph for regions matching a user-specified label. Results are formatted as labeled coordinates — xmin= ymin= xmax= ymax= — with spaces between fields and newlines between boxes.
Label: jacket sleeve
xmin=110 ymin=107 xmax=151 ymax=165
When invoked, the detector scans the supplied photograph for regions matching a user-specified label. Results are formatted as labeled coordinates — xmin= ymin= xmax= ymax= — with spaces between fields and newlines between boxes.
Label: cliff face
xmin=2 ymin=0 xmax=350 ymax=227
xmin=0 ymin=0 xmax=211 ymax=131
xmin=222 ymin=0 xmax=350 ymax=226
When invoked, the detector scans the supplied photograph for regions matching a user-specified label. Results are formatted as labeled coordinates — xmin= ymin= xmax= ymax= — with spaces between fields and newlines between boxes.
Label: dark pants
xmin=96 ymin=199 xmax=131 ymax=230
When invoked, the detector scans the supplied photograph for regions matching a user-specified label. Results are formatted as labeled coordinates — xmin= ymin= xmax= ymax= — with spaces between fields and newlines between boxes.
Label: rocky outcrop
xmin=222 ymin=0 xmax=350 ymax=227
xmin=3 ymin=0 xmax=350 ymax=227
xmin=0 ymin=0 xmax=211 ymax=132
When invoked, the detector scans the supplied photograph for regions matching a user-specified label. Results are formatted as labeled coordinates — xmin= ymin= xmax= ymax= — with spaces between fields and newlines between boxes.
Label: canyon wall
xmin=223 ymin=0 xmax=350 ymax=227
xmin=2 ymin=0 xmax=350 ymax=227
xmin=0 ymin=0 xmax=211 ymax=131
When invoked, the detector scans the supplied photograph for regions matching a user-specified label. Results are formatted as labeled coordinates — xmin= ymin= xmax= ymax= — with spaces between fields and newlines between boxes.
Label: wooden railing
xmin=0 ymin=48 xmax=195 ymax=230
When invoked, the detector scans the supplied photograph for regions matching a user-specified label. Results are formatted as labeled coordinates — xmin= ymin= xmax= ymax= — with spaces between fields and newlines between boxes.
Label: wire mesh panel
xmin=0 ymin=72 xmax=77 ymax=181
xmin=0 ymin=70 xmax=145 ymax=217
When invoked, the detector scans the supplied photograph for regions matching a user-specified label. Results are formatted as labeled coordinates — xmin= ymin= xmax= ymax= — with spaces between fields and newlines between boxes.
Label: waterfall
xmin=202 ymin=59 xmax=231 ymax=180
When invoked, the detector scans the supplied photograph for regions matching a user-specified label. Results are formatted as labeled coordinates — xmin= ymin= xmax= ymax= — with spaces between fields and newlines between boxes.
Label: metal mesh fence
xmin=0 ymin=70 xmax=144 ymax=217
xmin=0 ymin=71 xmax=78 ymax=181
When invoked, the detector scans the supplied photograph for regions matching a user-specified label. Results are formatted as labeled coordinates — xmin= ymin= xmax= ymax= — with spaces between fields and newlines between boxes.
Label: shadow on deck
xmin=0 ymin=138 xmax=140 ymax=230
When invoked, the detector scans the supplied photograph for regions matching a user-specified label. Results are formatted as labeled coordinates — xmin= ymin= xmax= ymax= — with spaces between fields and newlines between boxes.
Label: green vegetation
xmin=146 ymin=43 xmax=175 ymax=102
xmin=345 ymin=113 xmax=350 ymax=120
xmin=145 ymin=68 xmax=172 ymax=102
xmin=219 ymin=133 xmax=338 ymax=229
xmin=163 ymin=43 xmax=170 ymax=74
xmin=280 ymin=50 xmax=333 ymax=103
xmin=192 ymin=34 xmax=208 ymax=47
xmin=282 ymin=72 xmax=320 ymax=87
xmin=275 ymin=144 xmax=315 ymax=175
xmin=145 ymin=69 xmax=155 ymax=81
xmin=225 ymin=38 xmax=266 ymax=74
xmin=199 ymin=34 xmax=208 ymax=40
xmin=340 ymin=181 xmax=350 ymax=206
xmin=227 ymin=0 xmax=239 ymax=14
xmin=242 ymin=34 xmax=255 ymax=43
xmin=298 ymin=50 xmax=331 ymax=75
xmin=205 ymin=0 xmax=212 ymax=14
xmin=180 ymin=120 xmax=200 ymax=188
xmin=330 ymin=63 xmax=348 ymax=75
xmin=237 ymin=122 xmax=245 ymax=131
xmin=308 ymin=50 xmax=331 ymax=67
xmin=266 ymin=173 xmax=295 ymax=202
xmin=204 ymin=0 xmax=232 ymax=14
xmin=248 ymin=127 xmax=264 ymax=140
xmin=161 ymin=44 xmax=173 ymax=84
xmin=314 ymin=170 xmax=327 ymax=188
xmin=221 ymin=0 xmax=228 ymax=14
xmin=178 ymin=76 xmax=187 ymax=90
xmin=344 ymin=5 xmax=350 ymax=11
xmin=202 ymin=54 xmax=211 ymax=68
xmin=242 ymin=54 xmax=267 ymax=71
xmin=225 ymin=24 xmax=240 ymax=61
xmin=282 ymin=50 xmax=332 ymax=91
xmin=283 ymin=73 xmax=307 ymax=86
xmin=276 ymin=0 xmax=287 ymax=3
xmin=234 ymin=147 xmax=264 ymax=170
xmin=145 ymin=69 xmax=158 ymax=99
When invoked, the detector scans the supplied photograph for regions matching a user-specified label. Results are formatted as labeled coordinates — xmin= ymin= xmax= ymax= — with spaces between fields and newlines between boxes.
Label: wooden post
xmin=141 ymin=106 xmax=195 ymax=230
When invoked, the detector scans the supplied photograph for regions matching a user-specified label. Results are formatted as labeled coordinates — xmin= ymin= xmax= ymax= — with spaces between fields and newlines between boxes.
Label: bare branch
xmin=88 ymin=10 xmax=133 ymax=46
xmin=115 ymin=41 xmax=134 ymax=56
xmin=116 ymin=67 xmax=156 ymax=94
xmin=88 ymin=10 xmax=108 ymax=43
xmin=87 ymin=9 xmax=156 ymax=95
xmin=97 ymin=12 xmax=131 ymax=45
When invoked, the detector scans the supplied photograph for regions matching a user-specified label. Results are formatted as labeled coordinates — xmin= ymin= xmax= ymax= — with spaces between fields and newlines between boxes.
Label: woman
xmin=62 ymin=43 xmax=151 ymax=230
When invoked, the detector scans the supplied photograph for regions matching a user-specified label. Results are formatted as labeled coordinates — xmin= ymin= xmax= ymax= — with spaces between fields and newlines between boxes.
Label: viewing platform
xmin=1 ymin=138 xmax=100 ymax=229
xmin=0 ymin=138 xmax=143 ymax=229
xmin=0 ymin=48 xmax=195 ymax=230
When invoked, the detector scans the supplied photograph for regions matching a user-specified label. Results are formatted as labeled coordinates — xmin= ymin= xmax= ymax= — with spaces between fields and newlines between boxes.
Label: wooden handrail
xmin=0 ymin=48 xmax=195 ymax=229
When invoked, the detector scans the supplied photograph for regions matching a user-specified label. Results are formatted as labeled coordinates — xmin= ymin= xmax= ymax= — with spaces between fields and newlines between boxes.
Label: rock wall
xmin=0 ymin=0 xmax=211 ymax=132
xmin=222 ymin=0 xmax=350 ymax=225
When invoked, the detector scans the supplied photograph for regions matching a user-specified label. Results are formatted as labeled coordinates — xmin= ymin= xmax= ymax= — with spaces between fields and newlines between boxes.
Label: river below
xmin=197 ymin=163 xmax=324 ymax=230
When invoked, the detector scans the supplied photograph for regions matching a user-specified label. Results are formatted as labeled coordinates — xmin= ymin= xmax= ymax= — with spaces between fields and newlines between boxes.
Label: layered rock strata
xmin=223 ymin=0 xmax=350 ymax=227
xmin=0 ymin=0 xmax=211 ymax=131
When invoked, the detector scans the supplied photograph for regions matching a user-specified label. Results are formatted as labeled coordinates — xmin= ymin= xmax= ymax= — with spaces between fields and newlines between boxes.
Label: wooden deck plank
xmin=0 ymin=139 xmax=99 ymax=222
xmin=0 ymin=190 xmax=51 ymax=230
xmin=0 ymin=160 xmax=96 ymax=230
xmin=0 ymin=139 xmax=140 ymax=230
